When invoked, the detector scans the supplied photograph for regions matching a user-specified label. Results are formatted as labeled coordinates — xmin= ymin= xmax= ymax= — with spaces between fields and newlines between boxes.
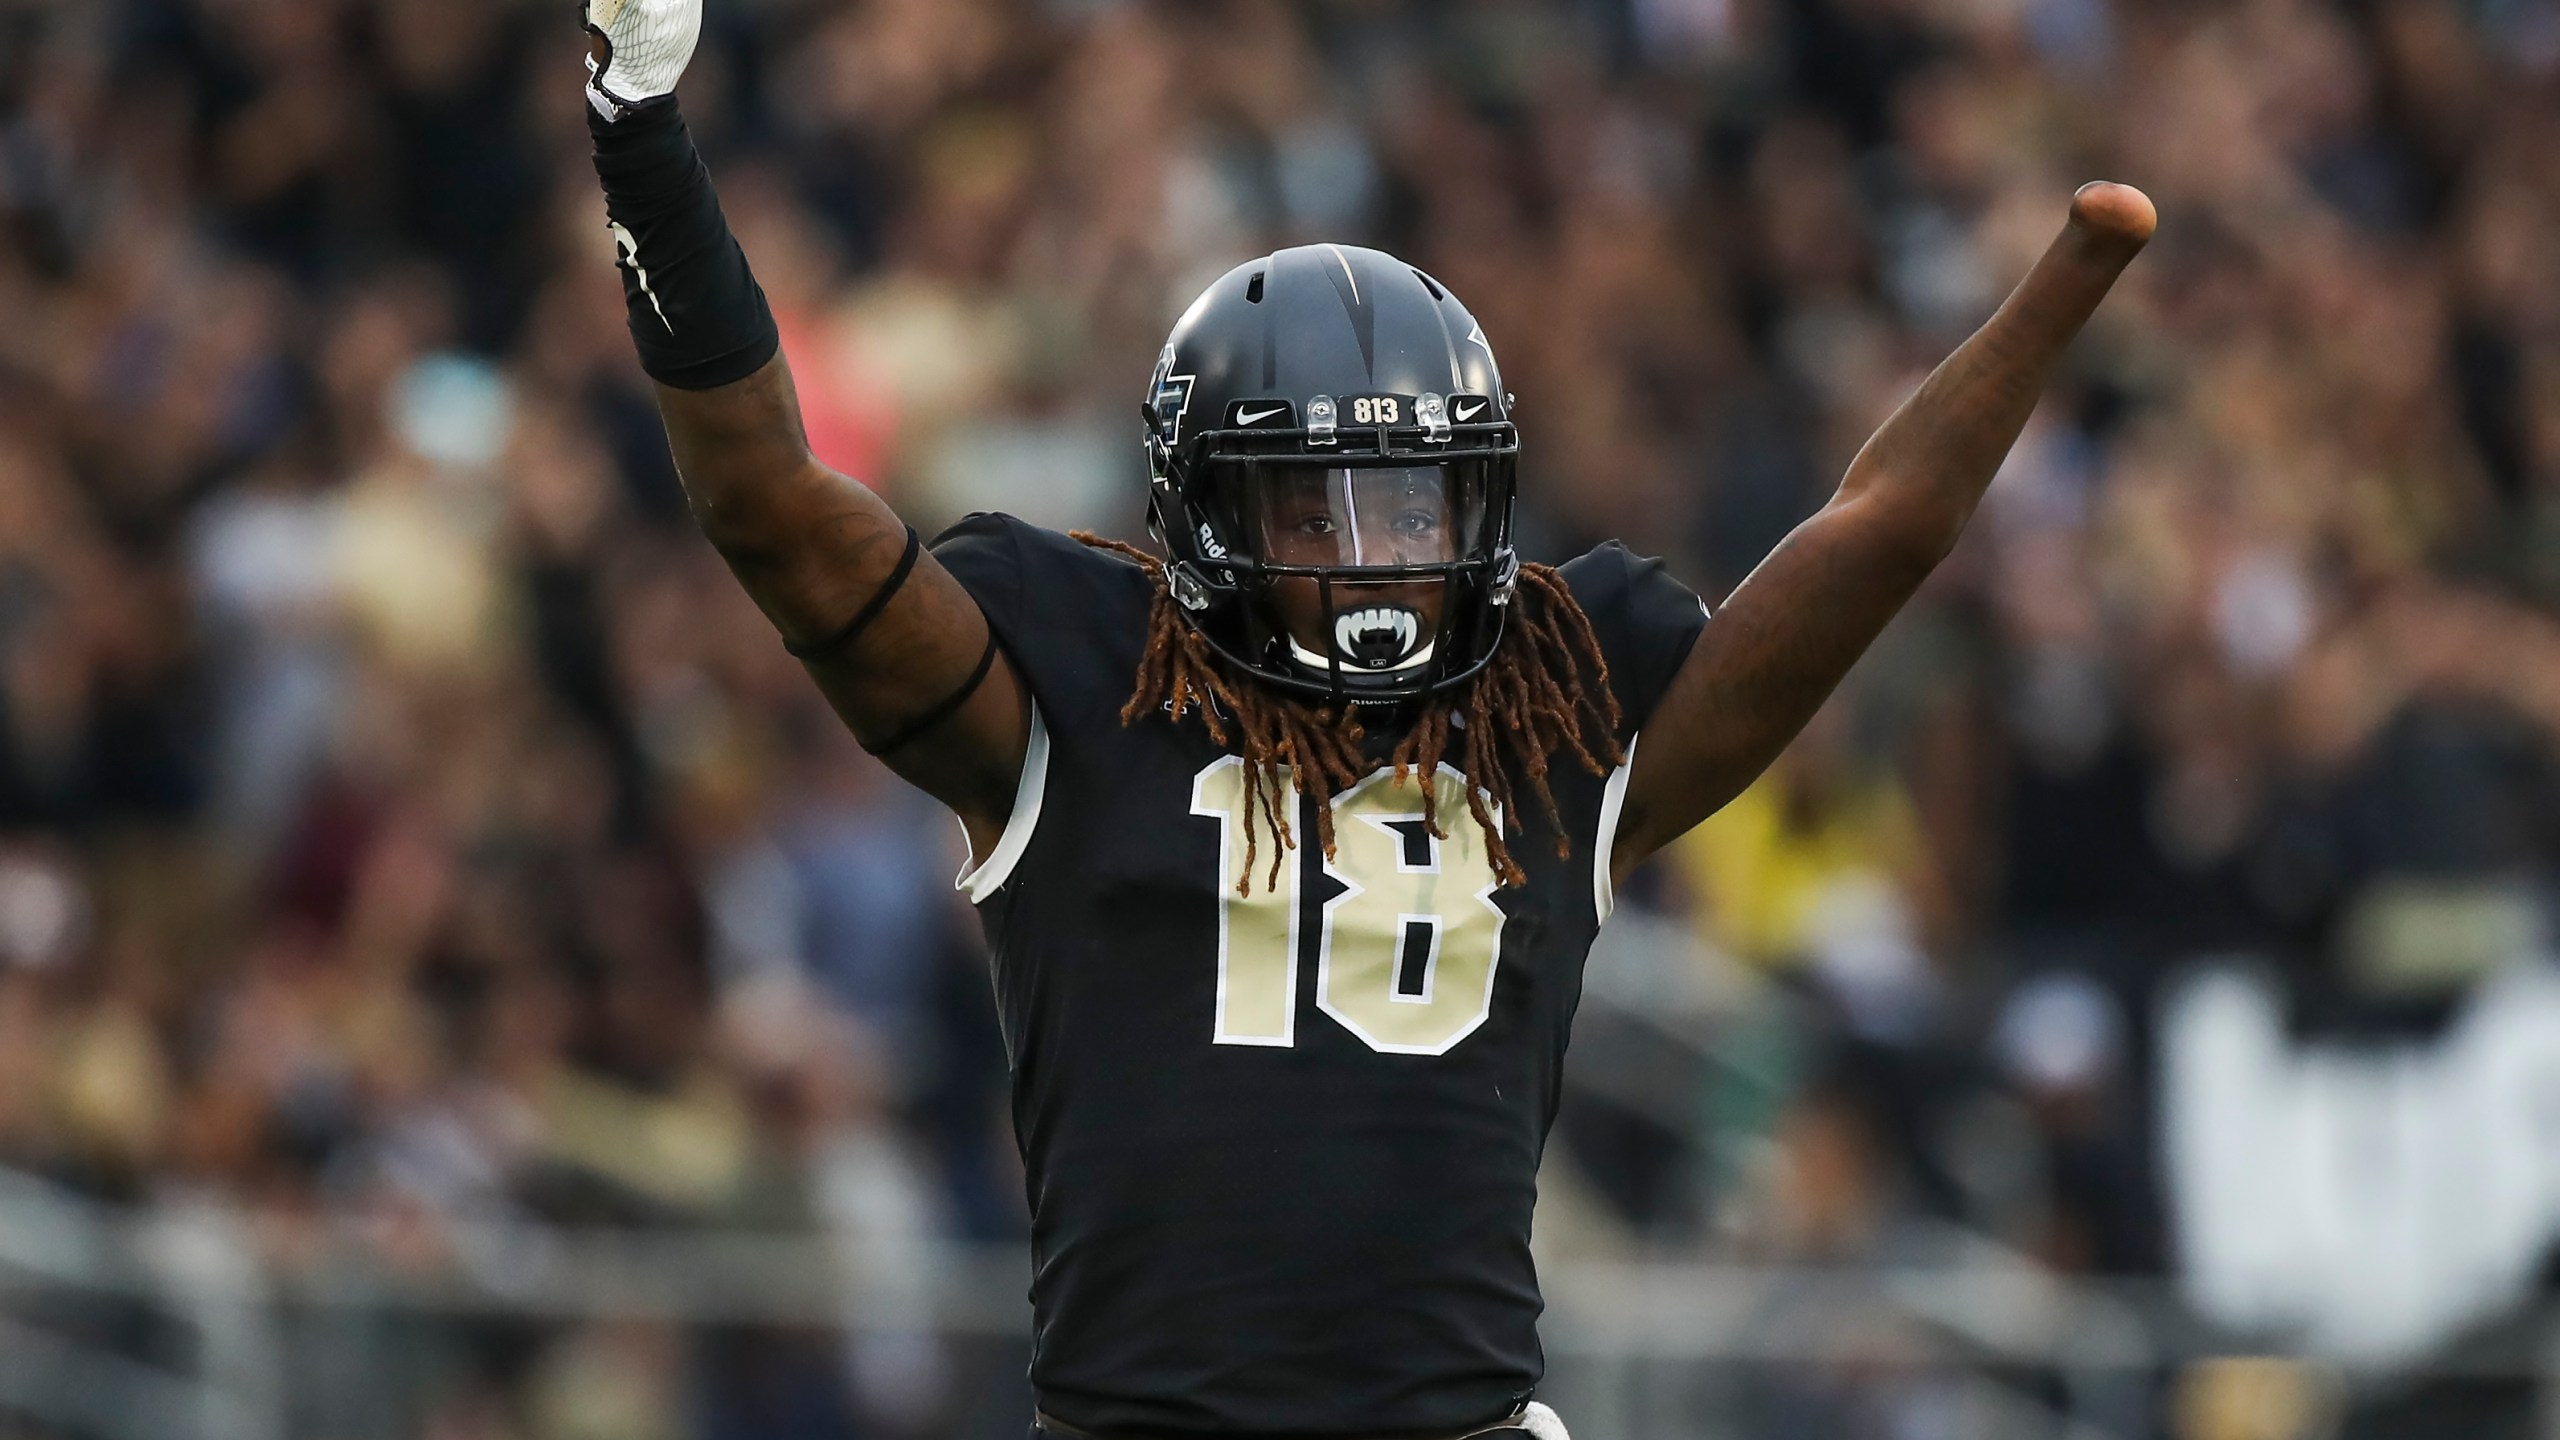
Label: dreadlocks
xmin=1072 ymin=534 xmax=1624 ymax=894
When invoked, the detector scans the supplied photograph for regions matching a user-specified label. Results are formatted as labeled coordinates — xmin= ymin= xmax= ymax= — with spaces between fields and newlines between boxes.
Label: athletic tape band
xmin=784 ymin=526 xmax=922 ymax=661
xmin=867 ymin=630 xmax=1003 ymax=759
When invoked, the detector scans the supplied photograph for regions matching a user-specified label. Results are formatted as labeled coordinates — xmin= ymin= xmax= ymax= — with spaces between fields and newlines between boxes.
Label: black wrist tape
xmin=589 ymin=101 xmax=781 ymax=391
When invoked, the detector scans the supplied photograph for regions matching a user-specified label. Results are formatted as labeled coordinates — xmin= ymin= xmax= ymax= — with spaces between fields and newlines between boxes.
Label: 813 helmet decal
xmin=1144 ymin=244 xmax=1520 ymax=704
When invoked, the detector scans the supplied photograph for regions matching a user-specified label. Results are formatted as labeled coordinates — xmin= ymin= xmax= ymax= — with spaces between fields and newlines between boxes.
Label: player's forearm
xmin=1835 ymin=183 xmax=2156 ymax=563
xmin=590 ymin=100 xmax=779 ymax=390
xmin=586 ymin=99 xmax=893 ymax=642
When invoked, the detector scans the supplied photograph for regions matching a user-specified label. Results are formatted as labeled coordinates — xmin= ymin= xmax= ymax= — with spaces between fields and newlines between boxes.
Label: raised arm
xmin=1611 ymin=183 xmax=2156 ymax=879
xmin=582 ymin=0 xmax=1026 ymax=846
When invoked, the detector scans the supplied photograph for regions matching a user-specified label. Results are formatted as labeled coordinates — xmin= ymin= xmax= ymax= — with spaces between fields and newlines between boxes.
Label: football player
xmin=580 ymin=2 xmax=2154 ymax=1436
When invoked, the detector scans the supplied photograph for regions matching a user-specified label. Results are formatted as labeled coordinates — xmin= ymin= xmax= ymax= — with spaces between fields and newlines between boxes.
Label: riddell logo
xmin=1198 ymin=522 xmax=1228 ymax=559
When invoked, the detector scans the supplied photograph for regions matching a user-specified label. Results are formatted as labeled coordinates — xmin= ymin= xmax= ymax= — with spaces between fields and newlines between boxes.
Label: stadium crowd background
xmin=6 ymin=0 xmax=2560 ymax=1436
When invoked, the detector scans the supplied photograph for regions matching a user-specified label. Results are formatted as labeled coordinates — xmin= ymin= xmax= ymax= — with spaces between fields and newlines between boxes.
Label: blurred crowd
xmin=7 ymin=0 xmax=2560 ymax=1435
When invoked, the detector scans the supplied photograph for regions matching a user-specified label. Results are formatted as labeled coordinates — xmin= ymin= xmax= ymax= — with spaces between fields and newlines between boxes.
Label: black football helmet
xmin=1143 ymin=243 xmax=1519 ymax=704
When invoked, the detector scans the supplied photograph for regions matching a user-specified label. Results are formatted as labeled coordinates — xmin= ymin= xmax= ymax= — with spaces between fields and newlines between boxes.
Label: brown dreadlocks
xmin=1073 ymin=534 xmax=1624 ymax=894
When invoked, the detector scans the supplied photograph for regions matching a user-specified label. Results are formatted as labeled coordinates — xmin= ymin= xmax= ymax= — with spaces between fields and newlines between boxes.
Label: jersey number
xmin=1190 ymin=757 xmax=1504 ymax=1056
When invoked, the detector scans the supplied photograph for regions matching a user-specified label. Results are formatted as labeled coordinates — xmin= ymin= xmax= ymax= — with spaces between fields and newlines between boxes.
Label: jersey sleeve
xmin=928 ymin=512 xmax=1030 ymax=637
xmin=929 ymin=512 xmax=1158 ymax=742
xmin=1554 ymin=542 xmax=1710 ymax=739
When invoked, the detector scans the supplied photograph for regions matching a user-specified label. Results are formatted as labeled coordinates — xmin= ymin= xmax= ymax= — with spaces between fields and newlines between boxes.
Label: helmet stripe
xmin=1315 ymin=244 xmax=1377 ymax=379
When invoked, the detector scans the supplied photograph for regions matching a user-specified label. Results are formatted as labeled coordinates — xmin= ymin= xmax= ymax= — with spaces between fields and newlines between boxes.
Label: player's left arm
xmin=1610 ymin=183 xmax=2156 ymax=882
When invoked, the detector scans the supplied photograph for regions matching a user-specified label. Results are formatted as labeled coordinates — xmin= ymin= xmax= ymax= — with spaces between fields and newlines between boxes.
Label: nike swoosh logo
xmin=1452 ymin=400 xmax=1486 ymax=421
xmin=1236 ymin=405 xmax=1288 ymax=426
xmin=610 ymin=221 xmax=671 ymax=331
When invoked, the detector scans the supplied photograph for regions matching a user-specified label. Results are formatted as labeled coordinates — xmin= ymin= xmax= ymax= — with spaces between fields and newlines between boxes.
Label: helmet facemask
xmin=1160 ymin=437 xmax=1519 ymax=705
xmin=1249 ymin=458 xmax=1493 ymax=682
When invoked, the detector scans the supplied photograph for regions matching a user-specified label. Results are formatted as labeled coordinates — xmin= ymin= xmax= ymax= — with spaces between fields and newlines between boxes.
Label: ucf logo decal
xmin=1148 ymin=346 xmax=1196 ymax=448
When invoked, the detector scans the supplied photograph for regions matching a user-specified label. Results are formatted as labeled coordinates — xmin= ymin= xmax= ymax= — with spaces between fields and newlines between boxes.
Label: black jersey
xmin=935 ymin=514 xmax=1706 ymax=1436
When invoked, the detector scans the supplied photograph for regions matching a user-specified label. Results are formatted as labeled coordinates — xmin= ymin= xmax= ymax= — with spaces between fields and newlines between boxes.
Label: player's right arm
xmin=580 ymin=0 xmax=1026 ymax=848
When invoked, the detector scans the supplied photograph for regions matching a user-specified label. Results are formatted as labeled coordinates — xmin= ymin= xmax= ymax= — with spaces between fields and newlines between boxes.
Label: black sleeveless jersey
xmin=934 ymin=514 xmax=1707 ymax=1436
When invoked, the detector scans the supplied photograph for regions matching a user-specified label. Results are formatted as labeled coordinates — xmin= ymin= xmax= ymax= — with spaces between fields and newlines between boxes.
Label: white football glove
xmin=583 ymin=0 xmax=703 ymax=121
xmin=1518 ymin=1403 xmax=1570 ymax=1440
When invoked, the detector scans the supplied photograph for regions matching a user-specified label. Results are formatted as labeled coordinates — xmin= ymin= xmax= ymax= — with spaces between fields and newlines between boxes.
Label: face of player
xmin=1254 ymin=465 xmax=1471 ymax=673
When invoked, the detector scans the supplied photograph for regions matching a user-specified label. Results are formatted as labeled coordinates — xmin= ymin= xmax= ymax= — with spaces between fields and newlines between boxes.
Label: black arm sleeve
xmin=587 ymin=101 xmax=780 ymax=391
